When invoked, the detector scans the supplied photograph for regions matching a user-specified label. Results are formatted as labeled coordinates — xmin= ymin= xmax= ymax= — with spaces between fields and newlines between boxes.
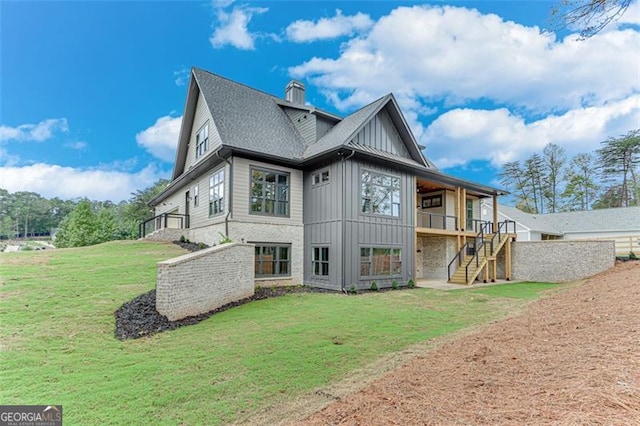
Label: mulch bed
xmin=115 ymin=239 xmax=415 ymax=340
xmin=114 ymin=286 xmax=315 ymax=341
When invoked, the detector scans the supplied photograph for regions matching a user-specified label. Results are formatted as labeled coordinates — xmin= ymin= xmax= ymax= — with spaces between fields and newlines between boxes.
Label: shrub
xmin=391 ymin=280 xmax=399 ymax=290
xmin=179 ymin=235 xmax=186 ymax=243
xmin=630 ymin=251 xmax=638 ymax=260
xmin=197 ymin=242 xmax=206 ymax=250
xmin=407 ymin=279 xmax=415 ymax=289
xmin=347 ymin=284 xmax=357 ymax=294
xmin=370 ymin=281 xmax=378 ymax=291
xmin=218 ymin=232 xmax=232 ymax=244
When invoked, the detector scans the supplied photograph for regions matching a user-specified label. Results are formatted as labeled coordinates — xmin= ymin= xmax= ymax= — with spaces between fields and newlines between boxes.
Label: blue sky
xmin=1 ymin=0 xmax=639 ymax=202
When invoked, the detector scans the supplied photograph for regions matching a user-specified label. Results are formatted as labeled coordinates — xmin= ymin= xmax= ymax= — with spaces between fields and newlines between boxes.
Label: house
xmin=480 ymin=202 xmax=640 ymax=257
xmin=145 ymin=68 xmax=514 ymax=290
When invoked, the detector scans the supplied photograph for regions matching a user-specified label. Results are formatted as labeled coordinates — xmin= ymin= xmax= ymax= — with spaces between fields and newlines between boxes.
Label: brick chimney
xmin=285 ymin=80 xmax=305 ymax=105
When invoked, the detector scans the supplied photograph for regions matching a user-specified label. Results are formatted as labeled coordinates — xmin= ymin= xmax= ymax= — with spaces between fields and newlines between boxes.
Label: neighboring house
xmin=146 ymin=68 xmax=512 ymax=290
xmin=481 ymin=202 xmax=640 ymax=256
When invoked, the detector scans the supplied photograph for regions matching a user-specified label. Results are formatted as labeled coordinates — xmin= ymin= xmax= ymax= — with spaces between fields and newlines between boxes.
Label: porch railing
xmin=138 ymin=213 xmax=190 ymax=238
xmin=417 ymin=211 xmax=458 ymax=231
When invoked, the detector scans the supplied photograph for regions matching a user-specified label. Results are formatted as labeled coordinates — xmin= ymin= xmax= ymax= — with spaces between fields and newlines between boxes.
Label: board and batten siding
xmin=349 ymin=109 xmax=410 ymax=159
xmin=183 ymin=90 xmax=223 ymax=171
xmin=283 ymin=107 xmax=316 ymax=145
xmin=303 ymin=161 xmax=344 ymax=289
xmin=304 ymin=158 xmax=415 ymax=290
xmin=316 ymin=116 xmax=336 ymax=141
xmin=338 ymin=159 xmax=415 ymax=289
xmin=231 ymin=157 xmax=303 ymax=226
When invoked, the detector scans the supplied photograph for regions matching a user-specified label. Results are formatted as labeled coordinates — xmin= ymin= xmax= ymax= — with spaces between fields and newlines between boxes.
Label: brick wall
xmin=511 ymin=240 xmax=615 ymax=282
xmin=156 ymin=242 xmax=255 ymax=321
xmin=144 ymin=228 xmax=185 ymax=242
xmin=417 ymin=236 xmax=457 ymax=280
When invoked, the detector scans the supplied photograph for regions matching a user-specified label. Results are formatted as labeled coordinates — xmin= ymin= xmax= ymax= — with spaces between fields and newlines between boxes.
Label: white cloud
xmin=0 ymin=163 xmax=168 ymax=202
xmin=210 ymin=5 xmax=268 ymax=50
xmin=424 ymin=95 xmax=640 ymax=168
xmin=289 ymin=4 xmax=640 ymax=167
xmin=290 ymin=5 xmax=639 ymax=113
xmin=173 ymin=67 xmax=190 ymax=86
xmin=136 ymin=115 xmax=182 ymax=162
xmin=286 ymin=9 xmax=374 ymax=42
xmin=64 ymin=141 xmax=87 ymax=150
xmin=0 ymin=118 xmax=68 ymax=142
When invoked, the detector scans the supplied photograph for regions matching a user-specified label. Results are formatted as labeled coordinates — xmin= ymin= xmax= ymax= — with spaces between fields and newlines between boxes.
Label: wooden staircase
xmin=448 ymin=232 xmax=511 ymax=285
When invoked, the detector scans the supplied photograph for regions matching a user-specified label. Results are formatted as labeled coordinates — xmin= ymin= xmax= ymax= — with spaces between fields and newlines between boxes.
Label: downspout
xmin=216 ymin=152 xmax=233 ymax=238
xmin=341 ymin=149 xmax=356 ymax=293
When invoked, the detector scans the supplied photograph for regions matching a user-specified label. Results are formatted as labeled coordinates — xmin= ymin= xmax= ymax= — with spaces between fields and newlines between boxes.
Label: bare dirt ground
xmin=295 ymin=261 xmax=640 ymax=425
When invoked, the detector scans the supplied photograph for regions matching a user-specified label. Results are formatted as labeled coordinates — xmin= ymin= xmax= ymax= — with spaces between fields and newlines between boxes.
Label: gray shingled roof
xmin=193 ymin=68 xmax=307 ymax=160
xmin=499 ymin=205 xmax=640 ymax=234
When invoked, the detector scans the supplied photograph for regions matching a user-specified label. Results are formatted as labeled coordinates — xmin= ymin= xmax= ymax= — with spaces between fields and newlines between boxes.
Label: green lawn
xmin=0 ymin=241 xmax=560 ymax=425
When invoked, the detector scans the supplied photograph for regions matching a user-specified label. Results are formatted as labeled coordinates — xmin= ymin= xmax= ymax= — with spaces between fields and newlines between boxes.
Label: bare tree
xmin=542 ymin=143 xmax=567 ymax=212
xmin=562 ymin=153 xmax=599 ymax=210
xmin=549 ymin=0 xmax=633 ymax=39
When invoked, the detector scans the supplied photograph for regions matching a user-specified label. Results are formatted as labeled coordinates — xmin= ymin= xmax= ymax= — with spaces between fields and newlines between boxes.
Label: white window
xmin=209 ymin=169 xmax=224 ymax=216
xmin=195 ymin=123 xmax=209 ymax=159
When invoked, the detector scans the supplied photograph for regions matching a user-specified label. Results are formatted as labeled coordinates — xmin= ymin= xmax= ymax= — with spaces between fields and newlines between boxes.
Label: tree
xmin=524 ymin=153 xmax=545 ymax=213
xmin=542 ymin=143 xmax=567 ymax=213
xmin=562 ymin=153 xmax=599 ymax=210
xmin=596 ymin=129 xmax=640 ymax=207
xmin=549 ymin=0 xmax=633 ymax=39
xmin=54 ymin=200 xmax=103 ymax=248
xmin=500 ymin=161 xmax=532 ymax=211
xmin=120 ymin=179 xmax=169 ymax=238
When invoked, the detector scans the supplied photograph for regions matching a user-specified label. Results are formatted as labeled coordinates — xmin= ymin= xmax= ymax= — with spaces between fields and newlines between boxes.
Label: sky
xmin=1 ymin=0 xmax=639 ymax=202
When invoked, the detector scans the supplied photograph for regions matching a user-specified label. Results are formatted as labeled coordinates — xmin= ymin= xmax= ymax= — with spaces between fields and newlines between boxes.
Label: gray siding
xmin=187 ymin=163 xmax=229 ymax=231
xmin=316 ymin=116 xmax=335 ymax=141
xmin=303 ymin=161 xmax=344 ymax=289
xmin=184 ymin=91 xmax=222 ymax=171
xmin=232 ymin=157 xmax=303 ymax=226
xmin=349 ymin=109 xmax=410 ymax=158
xmin=284 ymin=107 xmax=316 ymax=145
xmin=304 ymin=158 xmax=415 ymax=290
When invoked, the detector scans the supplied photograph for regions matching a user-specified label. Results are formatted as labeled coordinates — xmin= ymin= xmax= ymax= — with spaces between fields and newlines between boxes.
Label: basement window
xmin=360 ymin=247 xmax=402 ymax=277
xmin=254 ymin=244 xmax=291 ymax=277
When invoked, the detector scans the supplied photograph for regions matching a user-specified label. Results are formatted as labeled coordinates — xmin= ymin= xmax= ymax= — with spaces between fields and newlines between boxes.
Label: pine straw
xmin=301 ymin=261 xmax=640 ymax=425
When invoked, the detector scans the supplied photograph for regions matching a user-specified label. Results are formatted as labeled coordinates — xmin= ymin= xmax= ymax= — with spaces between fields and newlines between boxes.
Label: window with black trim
xmin=361 ymin=170 xmax=400 ymax=217
xmin=250 ymin=167 xmax=289 ymax=216
xmin=193 ymin=185 xmax=199 ymax=207
xmin=421 ymin=194 xmax=442 ymax=209
xmin=209 ymin=169 xmax=224 ymax=216
xmin=312 ymin=247 xmax=329 ymax=277
xmin=311 ymin=170 xmax=330 ymax=186
xmin=254 ymin=244 xmax=291 ymax=277
xmin=360 ymin=247 xmax=402 ymax=277
xmin=195 ymin=123 xmax=209 ymax=159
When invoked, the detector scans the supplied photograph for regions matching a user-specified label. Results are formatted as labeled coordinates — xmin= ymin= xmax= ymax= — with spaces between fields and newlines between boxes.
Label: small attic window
xmin=312 ymin=170 xmax=330 ymax=186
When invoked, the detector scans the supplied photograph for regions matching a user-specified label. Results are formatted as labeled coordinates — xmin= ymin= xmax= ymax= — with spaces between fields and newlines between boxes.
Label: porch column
xmin=492 ymin=194 xmax=499 ymax=232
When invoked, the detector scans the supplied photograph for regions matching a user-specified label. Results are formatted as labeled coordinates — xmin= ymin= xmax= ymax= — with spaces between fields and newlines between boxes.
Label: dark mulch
xmin=172 ymin=240 xmax=209 ymax=252
xmin=114 ymin=286 xmax=316 ymax=341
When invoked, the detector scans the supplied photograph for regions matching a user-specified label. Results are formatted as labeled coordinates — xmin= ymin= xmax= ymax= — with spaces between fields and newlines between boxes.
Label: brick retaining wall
xmin=156 ymin=242 xmax=254 ymax=321
xmin=511 ymin=240 xmax=615 ymax=282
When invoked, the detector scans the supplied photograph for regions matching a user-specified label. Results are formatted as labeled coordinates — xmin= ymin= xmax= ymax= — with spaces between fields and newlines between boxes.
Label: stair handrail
xmin=464 ymin=239 xmax=488 ymax=283
xmin=447 ymin=242 xmax=472 ymax=281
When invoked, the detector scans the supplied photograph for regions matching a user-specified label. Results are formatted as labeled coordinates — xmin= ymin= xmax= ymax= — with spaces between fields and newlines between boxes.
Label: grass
xmin=1 ymin=240 xmax=560 ymax=425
